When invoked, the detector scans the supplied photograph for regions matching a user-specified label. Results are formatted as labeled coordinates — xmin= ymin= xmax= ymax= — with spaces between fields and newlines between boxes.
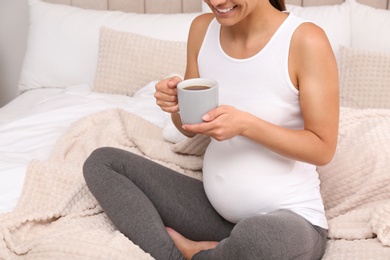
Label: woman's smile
xmin=215 ymin=6 xmax=236 ymax=15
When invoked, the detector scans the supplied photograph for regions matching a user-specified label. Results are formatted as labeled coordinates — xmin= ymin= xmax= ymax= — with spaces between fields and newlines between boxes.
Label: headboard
xmin=43 ymin=0 xmax=390 ymax=12
xmin=43 ymin=0 xmax=202 ymax=13
xmin=287 ymin=0 xmax=389 ymax=9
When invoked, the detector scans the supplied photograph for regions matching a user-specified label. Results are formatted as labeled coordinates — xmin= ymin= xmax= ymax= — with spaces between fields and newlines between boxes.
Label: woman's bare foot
xmin=166 ymin=227 xmax=218 ymax=260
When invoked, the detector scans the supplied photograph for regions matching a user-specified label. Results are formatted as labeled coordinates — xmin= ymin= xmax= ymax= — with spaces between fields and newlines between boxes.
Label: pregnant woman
xmin=83 ymin=0 xmax=339 ymax=259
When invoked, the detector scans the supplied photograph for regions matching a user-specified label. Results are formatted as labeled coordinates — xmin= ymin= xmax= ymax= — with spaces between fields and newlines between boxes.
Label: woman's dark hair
xmin=269 ymin=0 xmax=286 ymax=11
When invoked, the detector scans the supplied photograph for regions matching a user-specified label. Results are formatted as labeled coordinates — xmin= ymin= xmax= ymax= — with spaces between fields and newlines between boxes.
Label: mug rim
xmin=177 ymin=78 xmax=218 ymax=90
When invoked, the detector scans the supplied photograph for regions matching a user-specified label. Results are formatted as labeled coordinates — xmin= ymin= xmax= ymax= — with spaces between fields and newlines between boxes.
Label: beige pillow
xmin=339 ymin=45 xmax=390 ymax=109
xmin=317 ymin=107 xmax=390 ymax=241
xmin=93 ymin=27 xmax=187 ymax=96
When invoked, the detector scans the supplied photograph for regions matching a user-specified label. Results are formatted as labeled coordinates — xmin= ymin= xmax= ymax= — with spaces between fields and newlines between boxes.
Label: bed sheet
xmin=0 ymin=82 xmax=174 ymax=213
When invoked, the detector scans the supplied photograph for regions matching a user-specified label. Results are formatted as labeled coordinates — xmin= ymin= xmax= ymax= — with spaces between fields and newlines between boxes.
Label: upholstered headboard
xmin=43 ymin=0 xmax=390 ymax=12
xmin=43 ymin=0 xmax=202 ymax=13
xmin=287 ymin=0 xmax=389 ymax=9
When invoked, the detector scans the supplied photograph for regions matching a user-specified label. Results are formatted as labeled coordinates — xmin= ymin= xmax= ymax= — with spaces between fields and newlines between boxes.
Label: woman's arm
xmin=170 ymin=13 xmax=214 ymax=137
xmin=184 ymin=22 xmax=339 ymax=166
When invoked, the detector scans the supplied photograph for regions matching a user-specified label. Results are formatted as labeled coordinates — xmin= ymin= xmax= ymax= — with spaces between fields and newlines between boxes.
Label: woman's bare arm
xmin=183 ymin=22 xmax=339 ymax=166
xmin=170 ymin=13 xmax=214 ymax=137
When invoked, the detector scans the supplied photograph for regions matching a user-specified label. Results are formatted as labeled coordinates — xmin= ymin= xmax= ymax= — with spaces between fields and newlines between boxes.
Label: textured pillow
xmin=338 ymin=45 xmax=390 ymax=109
xmin=93 ymin=27 xmax=186 ymax=96
xmin=350 ymin=0 xmax=390 ymax=54
xmin=19 ymin=0 xmax=199 ymax=93
xmin=286 ymin=2 xmax=351 ymax=59
xmin=317 ymin=107 xmax=390 ymax=240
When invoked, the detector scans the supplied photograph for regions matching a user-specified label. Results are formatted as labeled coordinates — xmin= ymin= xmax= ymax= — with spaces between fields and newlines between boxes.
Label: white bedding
xmin=0 ymin=82 xmax=173 ymax=213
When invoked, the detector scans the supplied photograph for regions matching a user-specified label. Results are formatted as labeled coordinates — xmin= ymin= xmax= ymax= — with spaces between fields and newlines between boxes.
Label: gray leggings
xmin=83 ymin=147 xmax=327 ymax=260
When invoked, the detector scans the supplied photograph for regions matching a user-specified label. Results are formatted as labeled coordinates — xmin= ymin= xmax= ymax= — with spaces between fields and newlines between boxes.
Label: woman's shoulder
xmin=187 ymin=13 xmax=215 ymax=53
xmin=190 ymin=13 xmax=215 ymax=34
xmin=292 ymin=20 xmax=331 ymax=51
xmin=288 ymin=16 xmax=337 ymax=89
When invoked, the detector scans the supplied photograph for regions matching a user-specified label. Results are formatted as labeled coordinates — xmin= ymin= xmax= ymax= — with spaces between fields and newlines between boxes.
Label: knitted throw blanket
xmin=0 ymin=109 xmax=206 ymax=260
xmin=1 ymin=107 xmax=389 ymax=259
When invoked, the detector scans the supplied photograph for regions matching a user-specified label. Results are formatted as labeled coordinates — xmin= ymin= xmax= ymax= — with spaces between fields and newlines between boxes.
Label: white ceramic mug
xmin=177 ymin=78 xmax=219 ymax=125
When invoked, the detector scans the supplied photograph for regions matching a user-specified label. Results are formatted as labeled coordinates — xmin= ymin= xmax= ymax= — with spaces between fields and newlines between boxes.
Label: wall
xmin=0 ymin=0 xmax=29 ymax=107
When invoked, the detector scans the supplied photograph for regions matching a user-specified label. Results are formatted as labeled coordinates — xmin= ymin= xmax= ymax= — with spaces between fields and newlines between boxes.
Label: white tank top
xmin=199 ymin=13 xmax=328 ymax=229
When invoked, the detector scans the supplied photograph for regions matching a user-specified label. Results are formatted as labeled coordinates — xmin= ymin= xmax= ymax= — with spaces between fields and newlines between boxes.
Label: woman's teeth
xmin=216 ymin=7 xmax=234 ymax=13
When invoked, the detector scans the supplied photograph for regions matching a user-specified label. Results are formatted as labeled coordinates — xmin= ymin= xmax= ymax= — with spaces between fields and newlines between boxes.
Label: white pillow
xmin=286 ymin=2 xmax=351 ymax=59
xmin=202 ymin=2 xmax=211 ymax=13
xmin=350 ymin=0 xmax=390 ymax=53
xmin=19 ymin=0 xmax=200 ymax=93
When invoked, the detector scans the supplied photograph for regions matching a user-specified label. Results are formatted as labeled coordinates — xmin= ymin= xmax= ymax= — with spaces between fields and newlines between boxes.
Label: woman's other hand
xmin=155 ymin=76 xmax=182 ymax=113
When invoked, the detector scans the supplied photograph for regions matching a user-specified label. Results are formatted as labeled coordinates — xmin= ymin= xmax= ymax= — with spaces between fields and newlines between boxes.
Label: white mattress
xmin=0 ymin=83 xmax=181 ymax=213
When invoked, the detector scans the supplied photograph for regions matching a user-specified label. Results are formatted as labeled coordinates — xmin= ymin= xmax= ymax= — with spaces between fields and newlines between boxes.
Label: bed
xmin=1 ymin=0 xmax=390 ymax=259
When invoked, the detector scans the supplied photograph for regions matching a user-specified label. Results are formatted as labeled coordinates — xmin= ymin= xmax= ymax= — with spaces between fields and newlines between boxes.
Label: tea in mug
xmin=183 ymin=86 xmax=210 ymax=91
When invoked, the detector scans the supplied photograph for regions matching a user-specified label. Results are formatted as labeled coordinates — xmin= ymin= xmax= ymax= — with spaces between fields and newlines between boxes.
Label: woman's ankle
xmin=166 ymin=227 xmax=218 ymax=259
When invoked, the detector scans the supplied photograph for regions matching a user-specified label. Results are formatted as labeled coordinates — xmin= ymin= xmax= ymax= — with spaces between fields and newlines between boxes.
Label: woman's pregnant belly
xmin=202 ymin=137 xmax=296 ymax=223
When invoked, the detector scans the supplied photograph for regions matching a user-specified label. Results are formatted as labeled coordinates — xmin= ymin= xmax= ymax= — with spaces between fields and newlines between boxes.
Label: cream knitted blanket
xmin=317 ymin=107 xmax=390 ymax=246
xmin=1 ymin=107 xmax=390 ymax=259
xmin=0 ymin=109 xmax=206 ymax=260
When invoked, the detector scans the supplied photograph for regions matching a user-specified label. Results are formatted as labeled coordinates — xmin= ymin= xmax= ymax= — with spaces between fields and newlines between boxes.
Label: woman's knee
xmin=228 ymin=211 xmax=326 ymax=259
xmin=83 ymin=147 xmax=117 ymax=181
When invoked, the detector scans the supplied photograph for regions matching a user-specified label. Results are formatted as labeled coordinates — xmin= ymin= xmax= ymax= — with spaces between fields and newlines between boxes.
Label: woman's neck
xmin=219 ymin=4 xmax=288 ymax=59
